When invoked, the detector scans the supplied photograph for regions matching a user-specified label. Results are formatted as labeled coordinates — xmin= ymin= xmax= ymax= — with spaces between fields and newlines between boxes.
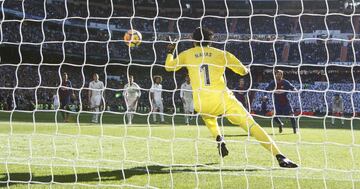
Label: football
xmin=123 ymin=29 xmax=142 ymax=47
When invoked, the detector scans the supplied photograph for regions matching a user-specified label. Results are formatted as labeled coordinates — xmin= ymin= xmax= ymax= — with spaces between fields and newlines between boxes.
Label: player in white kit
xmin=150 ymin=75 xmax=165 ymax=123
xmin=180 ymin=75 xmax=194 ymax=125
xmin=53 ymin=93 xmax=60 ymax=110
xmin=88 ymin=73 xmax=105 ymax=123
xmin=331 ymin=94 xmax=344 ymax=125
xmin=123 ymin=75 xmax=141 ymax=125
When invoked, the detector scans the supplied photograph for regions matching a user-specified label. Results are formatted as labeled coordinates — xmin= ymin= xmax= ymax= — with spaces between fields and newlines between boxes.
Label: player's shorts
xmin=194 ymin=90 xmax=256 ymax=132
xmin=333 ymin=112 xmax=342 ymax=117
xmin=126 ymin=97 xmax=138 ymax=112
xmin=60 ymin=96 xmax=71 ymax=110
xmin=274 ymin=104 xmax=293 ymax=115
xmin=183 ymin=98 xmax=194 ymax=112
xmin=333 ymin=108 xmax=342 ymax=114
xmin=153 ymin=99 xmax=163 ymax=112
xmin=54 ymin=104 xmax=60 ymax=110
xmin=90 ymin=95 xmax=102 ymax=108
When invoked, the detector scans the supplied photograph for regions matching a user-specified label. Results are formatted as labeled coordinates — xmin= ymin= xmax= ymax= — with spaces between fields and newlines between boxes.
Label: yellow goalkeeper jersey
xmin=165 ymin=46 xmax=248 ymax=115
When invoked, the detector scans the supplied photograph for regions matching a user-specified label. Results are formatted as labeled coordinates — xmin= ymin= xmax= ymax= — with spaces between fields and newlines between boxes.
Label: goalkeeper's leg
xmin=202 ymin=115 xmax=228 ymax=157
xmin=226 ymin=99 xmax=297 ymax=168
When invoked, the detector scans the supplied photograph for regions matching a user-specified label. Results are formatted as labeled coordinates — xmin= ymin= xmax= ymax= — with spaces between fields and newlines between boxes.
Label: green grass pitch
xmin=0 ymin=112 xmax=359 ymax=188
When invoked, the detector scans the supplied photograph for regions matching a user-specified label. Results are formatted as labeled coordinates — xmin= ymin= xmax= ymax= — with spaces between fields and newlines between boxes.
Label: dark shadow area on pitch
xmin=224 ymin=132 xmax=295 ymax=138
xmin=0 ymin=164 xmax=270 ymax=187
xmin=224 ymin=134 xmax=251 ymax=138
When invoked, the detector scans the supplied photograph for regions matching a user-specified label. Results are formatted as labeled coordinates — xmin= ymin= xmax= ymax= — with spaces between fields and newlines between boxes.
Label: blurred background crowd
xmin=1 ymin=0 xmax=360 ymax=117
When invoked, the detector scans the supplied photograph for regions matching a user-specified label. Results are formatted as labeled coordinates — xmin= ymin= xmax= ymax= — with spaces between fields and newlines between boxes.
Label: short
xmin=54 ymin=104 xmax=60 ymax=110
xmin=199 ymin=91 xmax=256 ymax=136
xmin=60 ymin=96 xmax=71 ymax=110
xmin=153 ymin=99 xmax=163 ymax=112
xmin=333 ymin=108 xmax=343 ymax=114
xmin=126 ymin=97 xmax=138 ymax=112
xmin=90 ymin=95 xmax=102 ymax=108
xmin=183 ymin=98 xmax=194 ymax=113
xmin=274 ymin=104 xmax=293 ymax=115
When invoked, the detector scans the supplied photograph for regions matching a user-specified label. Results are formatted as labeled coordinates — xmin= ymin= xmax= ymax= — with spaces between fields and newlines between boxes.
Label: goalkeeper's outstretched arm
xmin=225 ymin=52 xmax=249 ymax=76
xmin=164 ymin=41 xmax=186 ymax=72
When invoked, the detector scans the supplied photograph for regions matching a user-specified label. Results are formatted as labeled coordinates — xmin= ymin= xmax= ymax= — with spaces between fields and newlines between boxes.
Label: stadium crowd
xmin=1 ymin=0 xmax=360 ymax=117
xmin=2 ymin=0 xmax=360 ymax=65
xmin=1 ymin=64 xmax=360 ymax=117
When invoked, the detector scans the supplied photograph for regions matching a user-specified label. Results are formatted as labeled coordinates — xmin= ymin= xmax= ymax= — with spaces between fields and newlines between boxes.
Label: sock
xmin=95 ymin=107 xmax=99 ymax=122
xmin=274 ymin=117 xmax=284 ymax=126
xmin=341 ymin=118 xmax=344 ymax=125
xmin=160 ymin=114 xmax=164 ymax=122
xmin=248 ymin=123 xmax=281 ymax=156
xmin=290 ymin=118 xmax=296 ymax=129
xmin=92 ymin=114 xmax=95 ymax=122
xmin=153 ymin=113 xmax=156 ymax=122
xmin=127 ymin=113 xmax=131 ymax=123
xmin=331 ymin=117 xmax=334 ymax=124
xmin=202 ymin=116 xmax=221 ymax=138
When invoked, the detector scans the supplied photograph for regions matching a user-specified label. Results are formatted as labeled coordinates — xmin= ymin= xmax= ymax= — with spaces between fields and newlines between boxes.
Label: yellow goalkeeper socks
xmin=202 ymin=116 xmax=221 ymax=137
xmin=248 ymin=123 xmax=281 ymax=156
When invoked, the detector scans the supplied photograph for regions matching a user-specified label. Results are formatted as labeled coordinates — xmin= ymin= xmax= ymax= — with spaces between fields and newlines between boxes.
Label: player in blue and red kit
xmin=59 ymin=72 xmax=74 ymax=122
xmin=234 ymin=78 xmax=253 ymax=111
xmin=266 ymin=70 xmax=297 ymax=134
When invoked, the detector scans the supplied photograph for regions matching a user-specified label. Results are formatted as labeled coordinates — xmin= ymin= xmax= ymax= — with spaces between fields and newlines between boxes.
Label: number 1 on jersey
xmin=200 ymin=64 xmax=210 ymax=86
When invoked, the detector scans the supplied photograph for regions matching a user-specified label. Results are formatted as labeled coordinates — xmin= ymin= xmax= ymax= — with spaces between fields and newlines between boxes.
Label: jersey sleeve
xmin=123 ymin=84 xmax=128 ymax=97
xmin=68 ymin=81 xmax=73 ymax=94
xmin=150 ymin=85 xmax=155 ymax=93
xmin=165 ymin=51 xmax=186 ymax=72
xmin=225 ymin=52 xmax=248 ymax=76
xmin=135 ymin=83 xmax=141 ymax=97
xmin=284 ymin=80 xmax=296 ymax=90
xmin=266 ymin=81 xmax=275 ymax=91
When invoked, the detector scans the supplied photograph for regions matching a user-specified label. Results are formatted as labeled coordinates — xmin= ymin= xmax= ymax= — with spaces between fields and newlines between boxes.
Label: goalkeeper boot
xmin=276 ymin=154 xmax=298 ymax=168
xmin=216 ymin=135 xmax=229 ymax=158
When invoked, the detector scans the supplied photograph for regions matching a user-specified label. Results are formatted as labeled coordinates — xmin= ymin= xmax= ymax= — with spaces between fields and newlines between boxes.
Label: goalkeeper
xmin=164 ymin=27 xmax=297 ymax=168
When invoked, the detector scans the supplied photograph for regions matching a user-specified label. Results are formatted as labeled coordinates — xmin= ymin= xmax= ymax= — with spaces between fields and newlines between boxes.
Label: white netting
xmin=0 ymin=0 xmax=360 ymax=188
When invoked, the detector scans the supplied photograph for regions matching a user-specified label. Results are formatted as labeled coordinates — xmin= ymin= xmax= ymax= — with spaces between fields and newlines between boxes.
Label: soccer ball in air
xmin=123 ymin=29 xmax=142 ymax=47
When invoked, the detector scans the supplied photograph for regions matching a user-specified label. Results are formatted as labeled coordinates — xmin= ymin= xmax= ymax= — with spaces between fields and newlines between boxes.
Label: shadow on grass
xmin=224 ymin=134 xmax=250 ymax=137
xmin=0 ymin=164 xmax=270 ymax=187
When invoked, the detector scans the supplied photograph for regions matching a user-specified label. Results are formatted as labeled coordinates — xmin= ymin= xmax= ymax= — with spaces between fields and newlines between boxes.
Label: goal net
xmin=0 ymin=0 xmax=359 ymax=188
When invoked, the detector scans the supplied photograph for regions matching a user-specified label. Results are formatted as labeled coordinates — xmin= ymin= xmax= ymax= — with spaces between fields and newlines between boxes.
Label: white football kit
xmin=331 ymin=96 xmax=344 ymax=125
xmin=180 ymin=82 xmax=194 ymax=113
xmin=89 ymin=80 xmax=104 ymax=123
xmin=89 ymin=80 xmax=104 ymax=108
xmin=123 ymin=82 xmax=141 ymax=125
xmin=123 ymin=82 xmax=141 ymax=111
xmin=53 ymin=94 xmax=60 ymax=110
xmin=150 ymin=83 xmax=164 ymax=122
xmin=332 ymin=96 xmax=343 ymax=113
xmin=180 ymin=82 xmax=194 ymax=124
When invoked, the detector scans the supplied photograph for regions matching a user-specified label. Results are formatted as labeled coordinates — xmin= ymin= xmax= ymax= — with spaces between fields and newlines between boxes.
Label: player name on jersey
xmin=195 ymin=52 xmax=212 ymax=58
